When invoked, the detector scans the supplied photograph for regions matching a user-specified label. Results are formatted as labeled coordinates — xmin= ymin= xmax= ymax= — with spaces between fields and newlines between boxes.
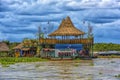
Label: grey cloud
xmin=2 ymin=28 xmax=37 ymax=34
xmin=83 ymin=9 xmax=120 ymax=24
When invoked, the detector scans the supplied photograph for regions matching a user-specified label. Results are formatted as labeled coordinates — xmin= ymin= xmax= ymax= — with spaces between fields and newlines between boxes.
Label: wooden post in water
xmin=92 ymin=37 xmax=94 ymax=57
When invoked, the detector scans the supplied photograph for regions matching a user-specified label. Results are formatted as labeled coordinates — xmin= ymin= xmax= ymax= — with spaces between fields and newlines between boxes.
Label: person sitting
xmin=79 ymin=50 xmax=85 ymax=57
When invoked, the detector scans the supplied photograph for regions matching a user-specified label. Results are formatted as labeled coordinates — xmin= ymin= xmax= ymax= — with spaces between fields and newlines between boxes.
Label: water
xmin=0 ymin=58 xmax=120 ymax=80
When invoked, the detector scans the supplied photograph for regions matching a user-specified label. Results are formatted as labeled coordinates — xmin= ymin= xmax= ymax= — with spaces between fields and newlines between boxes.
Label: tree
xmin=42 ymin=21 xmax=54 ymax=38
xmin=2 ymin=40 xmax=10 ymax=45
xmin=93 ymin=43 xmax=120 ymax=51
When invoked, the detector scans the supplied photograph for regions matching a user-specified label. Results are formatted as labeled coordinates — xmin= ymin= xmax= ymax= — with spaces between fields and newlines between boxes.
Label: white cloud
xmin=65 ymin=0 xmax=120 ymax=9
xmin=98 ymin=0 xmax=120 ymax=8
xmin=95 ymin=19 xmax=120 ymax=29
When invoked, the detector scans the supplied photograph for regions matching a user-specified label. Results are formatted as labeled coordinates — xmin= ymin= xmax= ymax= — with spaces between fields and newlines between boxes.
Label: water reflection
xmin=0 ymin=59 xmax=120 ymax=80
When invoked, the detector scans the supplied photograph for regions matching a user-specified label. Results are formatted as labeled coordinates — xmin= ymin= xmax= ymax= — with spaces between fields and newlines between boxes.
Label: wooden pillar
xmin=29 ymin=50 xmax=31 ymax=57
xmin=61 ymin=36 xmax=64 ymax=43
xmin=27 ymin=51 xmax=30 ymax=57
xmin=25 ymin=51 xmax=27 ymax=57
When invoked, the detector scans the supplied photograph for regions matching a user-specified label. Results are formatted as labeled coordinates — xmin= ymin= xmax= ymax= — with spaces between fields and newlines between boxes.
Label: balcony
xmin=40 ymin=38 xmax=93 ymax=44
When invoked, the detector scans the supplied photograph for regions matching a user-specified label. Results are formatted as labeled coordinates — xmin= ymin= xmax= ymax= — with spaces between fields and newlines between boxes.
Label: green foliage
xmin=2 ymin=40 xmax=10 ymax=45
xmin=23 ymin=39 xmax=38 ymax=47
xmin=9 ymin=42 xmax=20 ymax=50
xmin=0 ymin=52 xmax=8 ymax=57
xmin=0 ymin=57 xmax=48 ymax=67
xmin=93 ymin=43 xmax=120 ymax=51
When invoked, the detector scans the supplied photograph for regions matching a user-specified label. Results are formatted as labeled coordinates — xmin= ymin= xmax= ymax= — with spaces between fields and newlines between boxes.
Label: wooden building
xmin=40 ymin=16 xmax=94 ymax=59
xmin=13 ymin=40 xmax=37 ymax=57
xmin=0 ymin=42 xmax=9 ymax=57
xmin=40 ymin=16 xmax=93 ymax=45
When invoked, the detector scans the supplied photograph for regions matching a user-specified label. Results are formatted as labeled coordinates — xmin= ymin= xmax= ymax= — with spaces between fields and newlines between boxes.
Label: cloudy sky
xmin=0 ymin=0 xmax=120 ymax=44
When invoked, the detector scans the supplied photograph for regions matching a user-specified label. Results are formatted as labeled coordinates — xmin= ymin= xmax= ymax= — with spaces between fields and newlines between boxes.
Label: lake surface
xmin=0 ymin=58 xmax=120 ymax=80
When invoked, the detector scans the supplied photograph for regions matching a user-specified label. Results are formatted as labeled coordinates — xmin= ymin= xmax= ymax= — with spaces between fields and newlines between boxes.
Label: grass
xmin=98 ymin=55 xmax=120 ymax=58
xmin=0 ymin=57 xmax=48 ymax=67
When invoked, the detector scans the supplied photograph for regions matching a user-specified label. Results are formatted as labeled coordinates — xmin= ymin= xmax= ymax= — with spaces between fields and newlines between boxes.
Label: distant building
xmin=13 ymin=40 xmax=37 ymax=57
xmin=0 ymin=42 xmax=9 ymax=57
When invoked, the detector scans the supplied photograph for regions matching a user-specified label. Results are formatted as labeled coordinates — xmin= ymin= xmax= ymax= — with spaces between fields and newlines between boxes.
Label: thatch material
xmin=13 ymin=43 xmax=23 ymax=49
xmin=49 ymin=16 xmax=85 ymax=36
xmin=22 ymin=48 xmax=30 ymax=51
xmin=0 ymin=42 xmax=9 ymax=52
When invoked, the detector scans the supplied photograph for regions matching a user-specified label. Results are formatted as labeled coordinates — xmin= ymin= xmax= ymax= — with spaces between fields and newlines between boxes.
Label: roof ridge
xmin=48 ymin=16 xmax=85 ymax=36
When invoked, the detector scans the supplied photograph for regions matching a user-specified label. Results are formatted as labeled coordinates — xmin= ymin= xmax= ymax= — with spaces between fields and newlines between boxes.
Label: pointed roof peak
xmin=49 ymin=16 xmax=85 ymax=36
xmin=65 ymin=16 xmax=71 ymax=21
xmin=66 ymin=16 xmax=70 ymax=19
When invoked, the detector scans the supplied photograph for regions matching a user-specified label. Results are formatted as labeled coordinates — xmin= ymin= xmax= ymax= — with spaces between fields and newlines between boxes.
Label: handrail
xmin=39 ymin=38 xmax=93 ymax=44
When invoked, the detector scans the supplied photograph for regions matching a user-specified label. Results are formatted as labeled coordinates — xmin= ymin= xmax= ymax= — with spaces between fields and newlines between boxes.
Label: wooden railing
xmin=40 ymin=38 xmax=57 ymax=44
xmin=39 ymin=38 xmax=93 ymax=44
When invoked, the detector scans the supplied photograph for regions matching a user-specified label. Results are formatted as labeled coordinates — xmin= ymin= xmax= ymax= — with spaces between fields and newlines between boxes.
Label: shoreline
xmin=97 ymin=56 xmax=120 ymax=58
xmin=0 ymin=57 xmax=120 ymax=65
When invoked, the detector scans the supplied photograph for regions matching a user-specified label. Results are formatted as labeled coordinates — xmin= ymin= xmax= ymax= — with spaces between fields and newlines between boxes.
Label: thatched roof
xmin=49 ymin=16 xmax=85 ymax=36
xmin=22 ymin=48 xmax=30 ymax=51
xmin=0 ymin=42 xmax=9 ymax=52
xmin=13 ymin=43 xmax=23 ymax=49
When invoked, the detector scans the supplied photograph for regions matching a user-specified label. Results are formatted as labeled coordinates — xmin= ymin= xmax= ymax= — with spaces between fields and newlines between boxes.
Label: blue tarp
xmin=20 ymin=50 xmax=23 ymax=57
xmin=55 ymin=44 xmax=83 ymax=51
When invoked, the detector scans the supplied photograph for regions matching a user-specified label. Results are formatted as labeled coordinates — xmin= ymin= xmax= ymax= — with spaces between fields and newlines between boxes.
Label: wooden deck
xmin=39 ymin=38 xmax=93 ymax=44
